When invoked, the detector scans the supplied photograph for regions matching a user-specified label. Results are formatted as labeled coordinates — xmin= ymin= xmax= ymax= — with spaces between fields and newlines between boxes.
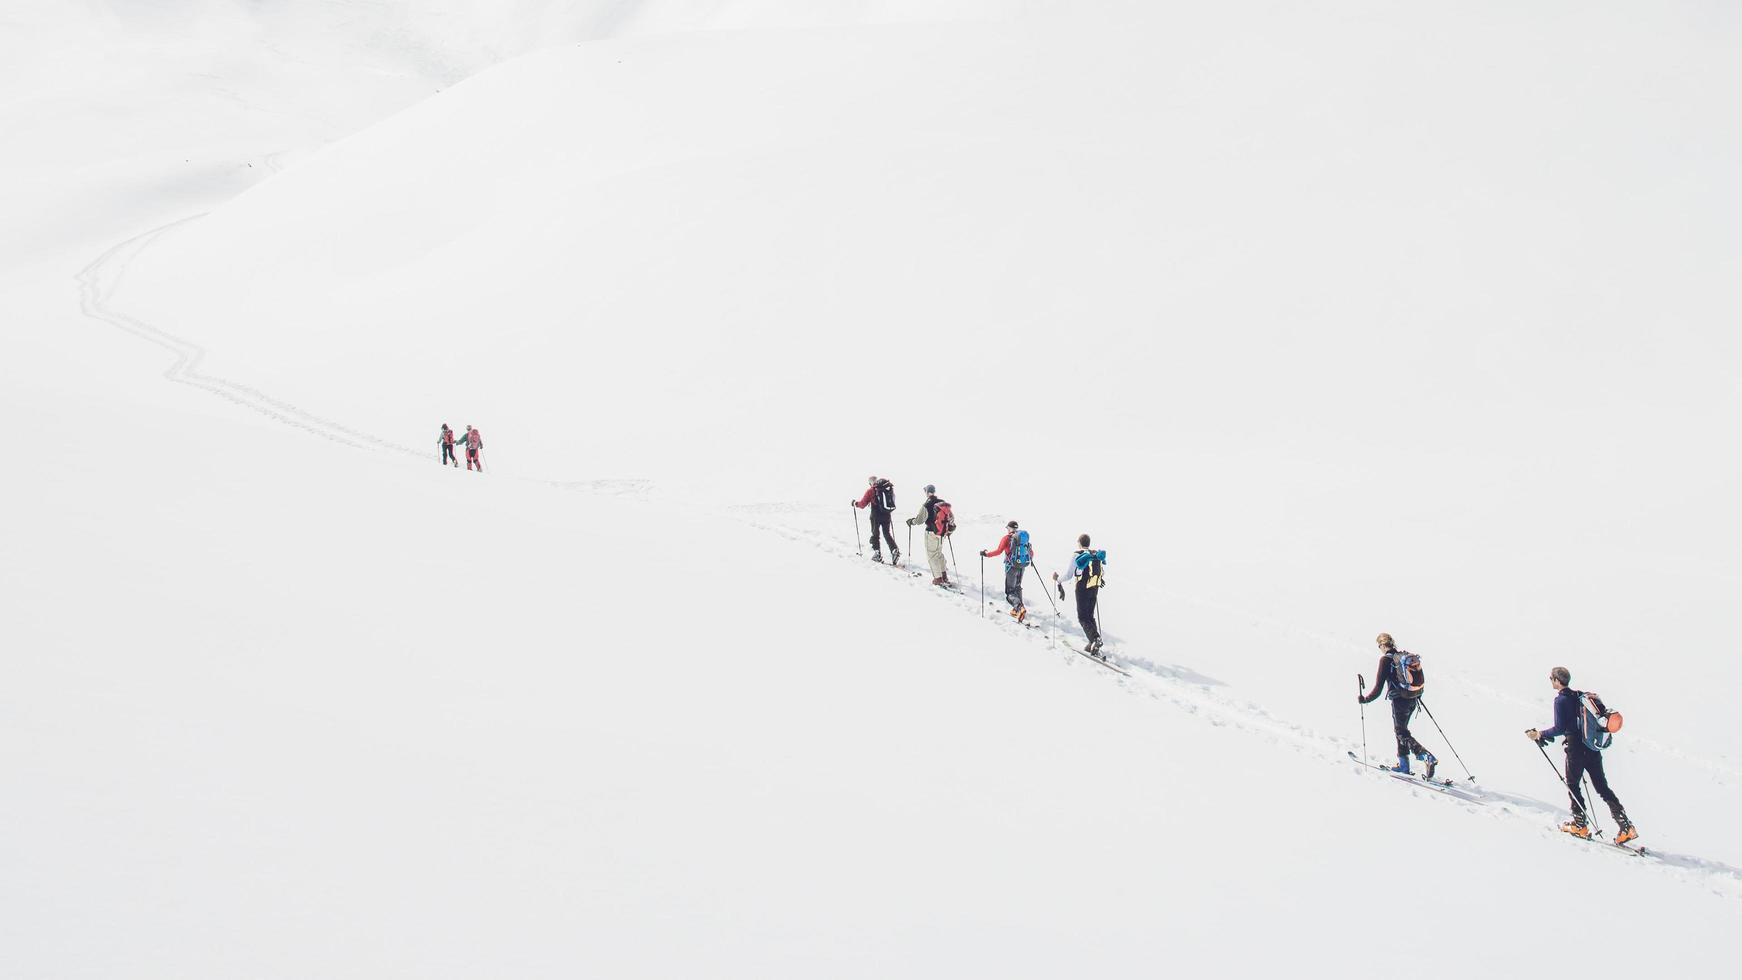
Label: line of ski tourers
xmin=852 ymin=475 xmax=1643 ymax=850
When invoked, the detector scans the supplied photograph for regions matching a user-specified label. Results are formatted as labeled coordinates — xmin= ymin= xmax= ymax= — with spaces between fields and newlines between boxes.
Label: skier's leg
xmin=926 ymin=532 xmax=946 ymax=580
xmin=1390 ymin=698 xmax=1410 ymax=759
xmin=1075 ymin=588 xmax=1098 ymax=641
xmin=1565 ymin=748 xmax=1590 ymax=822
xmin=1584 ymin=751 xmax=1626 ymax=820
xmin=882 ymin=519 xmax=898 ymax=554
xmin=1004 ymin=563 xmax=1022 ymax=608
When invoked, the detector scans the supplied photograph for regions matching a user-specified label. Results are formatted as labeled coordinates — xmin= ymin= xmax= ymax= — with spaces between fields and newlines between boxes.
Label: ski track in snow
xmin=77 ymin=220 xmax=1742 ymax=899
xmin=77 ymin=216 xmax=424 ymax=460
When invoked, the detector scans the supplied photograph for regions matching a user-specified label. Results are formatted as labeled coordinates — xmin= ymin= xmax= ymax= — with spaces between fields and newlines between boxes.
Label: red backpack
xmin=933 ymin=500 xmax=956 ymax=535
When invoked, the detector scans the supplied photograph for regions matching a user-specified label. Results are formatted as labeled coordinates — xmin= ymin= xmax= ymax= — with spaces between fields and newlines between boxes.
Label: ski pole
xmin=1416 ymin=698 xmax=1474 ymax=781
xmin=947 ymin=535 xmax=959 ymax=578
xmin=1583 ymin=773 xmax=1605 ymax=839
xmin=1028 ymin=562 xmax=1058 ymax=614
xmin=980 ymin=552 xmax=985 ymax=617
xmin=1534 ymin=740 xmax=1588 ymax=824
xmin=853 ymin=506 xmax=862 ymax=557
xmin=1357 ymin=675 xmax=1368 ymax=764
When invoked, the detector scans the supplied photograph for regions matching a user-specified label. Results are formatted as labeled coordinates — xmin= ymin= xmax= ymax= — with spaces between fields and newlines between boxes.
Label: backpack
xmin=933 ymin=500 xmax=956 ymax=535
xmin=1080 ymin=549 xmax=1107 ymax=589
xmin=1012 ymin=530 xmax=1031 ymax=566
xmin=1576 ymin=691 xmax=1622 ymax=751
xmin=874 ymin=480 xmax=895 ymax=511
xmin=1390 ymin=650 xmax=1424 ymax=695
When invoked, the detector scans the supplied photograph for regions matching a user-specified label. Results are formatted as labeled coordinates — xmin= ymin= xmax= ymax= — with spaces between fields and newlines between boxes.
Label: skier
xmin=851 ymin=475 xmax=900 ymax=564
xmin=1051 ymin=534 xmax=1107 ymax=654
xmin=980 ymin=520 xmax=1032 ymax=621
xmin=1357 ymin=633 xmax=1438 ymax=777
xmin=1526 ymin=666 xmax=1638 ymax=843
xmin=904 ymin=484 xmax=955 ymax=587
xmin=461 ymin=425 xmax=483 ymax=472
xmin=438 ymin=423 xmax=458 ymax=467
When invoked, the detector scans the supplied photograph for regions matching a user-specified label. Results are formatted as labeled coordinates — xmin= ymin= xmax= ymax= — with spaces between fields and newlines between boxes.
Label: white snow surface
xmin=4 ymin=2 xmax=1741 ymax=976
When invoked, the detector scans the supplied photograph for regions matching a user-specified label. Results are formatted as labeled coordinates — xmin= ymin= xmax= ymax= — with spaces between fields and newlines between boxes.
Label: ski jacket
xmin=985 ymin=532 xmax=1032 ymax=568
xmin=909 ymin=497 xmax=952 ymax=536
xmin=854 ymin=479 xmax=895 ymax=516
xmin=1536 ymin=687 xmax=1581 ymax=745
xmin=1359 ymin=652 xmax=1423 ymax=703
xmin=440 ymin=428 xmax=455 ymax=446
xmin=1058 ymin=549 xmax=1107 ymax=591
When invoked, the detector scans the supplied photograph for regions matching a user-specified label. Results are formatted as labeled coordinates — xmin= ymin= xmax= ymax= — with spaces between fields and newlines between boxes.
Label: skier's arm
xmin=1358 ymin=657 xmax=1388 ymax=703
xmin=853 ymin=487 xmax=875 ymax=509
xmin=1538 ymin=692 xmax=1576 ymax=742
xmin=983 ymin=534 xmax=1010 ymax=559
xmin=905 ymin=503 xmax=927 ymax=526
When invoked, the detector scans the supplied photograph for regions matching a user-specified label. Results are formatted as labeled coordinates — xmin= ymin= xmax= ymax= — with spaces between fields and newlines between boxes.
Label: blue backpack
xmin=1576 ymin=691 xmax=1620 ymax=751
xmin=1390 ymin=650 xmax=1424 ymax=695
xmin=1011 ymin=530 xmax=1032 ymax=566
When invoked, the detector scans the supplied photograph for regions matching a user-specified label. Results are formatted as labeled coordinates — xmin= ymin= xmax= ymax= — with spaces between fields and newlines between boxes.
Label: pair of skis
xmin=1346 ymin=751 xmax=1648 ymax=855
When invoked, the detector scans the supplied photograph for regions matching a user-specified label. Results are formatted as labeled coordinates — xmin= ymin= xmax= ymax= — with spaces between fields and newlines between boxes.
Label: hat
xmin=1006 ymin=520 xmax=1018 ymax=530
xmin=924 ymin=484 xmax=936 ymax=494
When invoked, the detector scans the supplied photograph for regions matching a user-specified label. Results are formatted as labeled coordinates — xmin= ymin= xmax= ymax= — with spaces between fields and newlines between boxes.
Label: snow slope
xmin=5 ymin=2 xmax=1741 ymax=976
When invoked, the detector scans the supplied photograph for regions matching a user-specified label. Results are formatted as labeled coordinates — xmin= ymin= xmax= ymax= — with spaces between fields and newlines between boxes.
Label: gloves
xmin=978 ymin=550 xmax=987 ymax=557
xmin=905 ymin=518 xmax=917 ymax=526
xmin=1056 ymin=584 xmax=1066 ymax=600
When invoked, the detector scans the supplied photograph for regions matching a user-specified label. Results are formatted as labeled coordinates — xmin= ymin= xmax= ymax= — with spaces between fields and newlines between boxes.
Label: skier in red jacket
xmin=461 ymin=425 xmax=483 ymax=472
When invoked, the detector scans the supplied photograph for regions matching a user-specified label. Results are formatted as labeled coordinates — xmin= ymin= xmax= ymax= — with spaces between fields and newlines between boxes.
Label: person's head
xmin=1376 ymin=633 xmax=1395 ymax=652
xmin=466 ymin=425 xmax=473 ymax=430
xmin=442 ymin=423 xmax=449 ymax=430
xmin=1007 ymin=520 xmax=1019 ymax=531
xmin=1077 ymin=533 xmax=1091 ymax=548
xmin=924 ymin=484 xmax=936 ymax=496
xmin=1550 ymin=666 xmax=1571 ymax=690
xmin=868 ymin=475 xmax=878 ymax=485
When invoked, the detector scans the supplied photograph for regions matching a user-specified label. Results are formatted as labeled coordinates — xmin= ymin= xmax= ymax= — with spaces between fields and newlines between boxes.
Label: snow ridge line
xmin=721 ymin=508 xmax=1742 ymax=895
xmin=77 ymin=217 xmax=423 ymax=460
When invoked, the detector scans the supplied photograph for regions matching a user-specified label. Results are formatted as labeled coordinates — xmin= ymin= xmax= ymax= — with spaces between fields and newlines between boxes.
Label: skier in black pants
xmin=1357 ymin=633 xmax=1437 ymax=777
xmin=1527 ymin=666 xmax=1638 ymax=843
xmin=980 ymin=520 xmax=1033 ymax=622
xmin=851 ymin=475 xmax=900 ymax=564
xmin=1052 ymin=534 xmax=1107 ymax=654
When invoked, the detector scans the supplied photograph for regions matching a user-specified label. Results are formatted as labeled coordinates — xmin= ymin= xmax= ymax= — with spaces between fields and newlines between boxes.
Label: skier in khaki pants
xmin=904 ymin=484 xmax=956 ymax=587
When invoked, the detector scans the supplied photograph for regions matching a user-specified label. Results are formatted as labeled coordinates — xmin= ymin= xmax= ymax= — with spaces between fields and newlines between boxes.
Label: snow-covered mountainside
xmin=4 ymin=2 xmax=1740 ymax=976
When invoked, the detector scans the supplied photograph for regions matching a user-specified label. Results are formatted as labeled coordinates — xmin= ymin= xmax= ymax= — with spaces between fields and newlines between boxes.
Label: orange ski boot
xmin=1560 ymin=820 xmax=1592 ymax=839
xmin=1615 ymin=823 xmax=1639 ymax=845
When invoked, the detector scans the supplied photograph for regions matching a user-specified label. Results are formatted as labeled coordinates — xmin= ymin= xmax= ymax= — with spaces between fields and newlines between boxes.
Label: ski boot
xmin=1416 ymin=750 xmax=1438 ymax=780
xmin=1086 ymin=637 xmax=1104 ymax=657
xmin=1614 ymin=820 xmax=1639 ymax=845
xmin=1560 ymin=819 xmax=1592 ymax=839
xmin=871 ymin=551 xmax=884 ymax=564
xmin=1388 ymin=756 xmax=1412 ymax=774
xmin=891 ymin=547 xmax=901 ymax=565
xmin=1010 ymin=606 xmax=1027 ymax=623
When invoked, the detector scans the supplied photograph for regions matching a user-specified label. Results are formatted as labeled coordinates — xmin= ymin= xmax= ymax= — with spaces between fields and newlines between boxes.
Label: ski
xmin=1072 ymin=646 xmax=1130 ymax=676
xmin=1565 ymin=833 xmax=1647 ymax=857
xmin=1346 ymin=752 xmax=1485 ymax=804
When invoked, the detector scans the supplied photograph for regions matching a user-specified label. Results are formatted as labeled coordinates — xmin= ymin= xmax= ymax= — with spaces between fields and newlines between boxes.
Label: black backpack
xmin=874 ymin=479 xmax=895 ymax=511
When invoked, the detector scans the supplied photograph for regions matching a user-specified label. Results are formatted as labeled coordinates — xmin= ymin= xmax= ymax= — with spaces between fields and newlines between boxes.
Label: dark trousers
xmin=1391 ymin=697 xmax=1427 ymax=759
xmin=869 ymin=512 xmax=897 ymax=554
xmin=1004 ymin=563 xmax=1024 ymax=608
xmin=466 ymin=449 xmax=481 ymax=471
xmin=1075 ymin=586 xmax=1099 ymax=641
xmin=441 ymin=444 xmax=456 ymax=465
xmin=1566 ymin=743 xmax=1626 ymax=824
